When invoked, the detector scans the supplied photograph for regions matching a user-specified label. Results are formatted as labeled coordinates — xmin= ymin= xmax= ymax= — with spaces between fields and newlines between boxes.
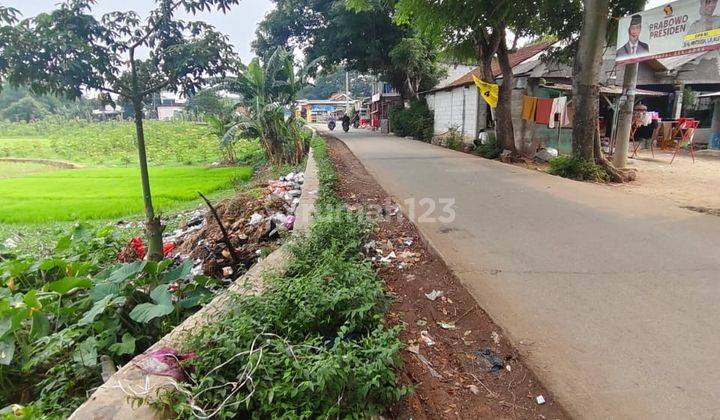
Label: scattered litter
xmin=437 ymin=321 xmax=457 ymax=330
xmin=505 ymin=364 xmax=512 ymax=372
xmin=399 ymin=250 xmax=419 ymax=260
xmin=415 ymin=353 xmax=442 ymax=379
xmin=248 ymin=213 xmax=264 ymax=225
xmin=424 ymin=290 xmax=444 ymax=301
xmin=467 ymin=384 xmax=480 ymax=395
xmin=379 ymin=251 xmax=396 ymax=263
xmin=403 ymin=238 xmax=414 ymax=246
xmin=533 ymin=147 xmax=558 ymax=163
xmin=491 ymin=331 xmax=501 ymax=345
xmin=406 ymin=343 xmax=420 ymax=355
xmin=2 ymin=237 xmax=18 ymax=249
xmin=536 ymin=395 xmax=546 ymax=405
xmin=416 ymin=319 xmax=427 ymax=327
xmin=477 ymin=347 xmax=504 ymax=373
xmin=420 ymin=330 xmax=435 ymax=347
xmin=222 ymin=266 xmax=234 ymax=278
xmin=133 ymin=347 xmax=196 ymax=381
xmin=172 ymin=170 xmax=304 ymax=278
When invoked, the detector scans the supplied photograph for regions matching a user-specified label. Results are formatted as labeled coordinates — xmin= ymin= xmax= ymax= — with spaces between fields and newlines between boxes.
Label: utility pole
xmin=612 ymin=62 xmax=638 ymax=168
xmin=345 ymin=70 xmax=350 ymax=114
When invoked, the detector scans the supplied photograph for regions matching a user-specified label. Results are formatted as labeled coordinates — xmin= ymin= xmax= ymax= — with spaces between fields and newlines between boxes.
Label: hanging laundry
xmin=563 ymin=105 xmax=574 ymax=127
xmin=521 ymin=96 xmax=538 ymax=121
xmin=548 ymin=96 xmax=567 ymax=128
xmin=534 ymin=98 xmax=554 ymax=125
xmin=472 ymin=75 xmax=499 ymax=108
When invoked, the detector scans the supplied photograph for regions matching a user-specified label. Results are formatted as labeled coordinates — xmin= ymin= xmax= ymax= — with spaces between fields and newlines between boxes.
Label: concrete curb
xmin=69 ymin=149 xmax=319 ymax=419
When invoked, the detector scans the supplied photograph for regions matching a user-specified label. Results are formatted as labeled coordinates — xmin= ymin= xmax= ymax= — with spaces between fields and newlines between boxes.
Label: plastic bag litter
xmin=424 ymin=290 xmax=444 ymax=301
xmin=133 ymin=347 xmax=196 ymax=381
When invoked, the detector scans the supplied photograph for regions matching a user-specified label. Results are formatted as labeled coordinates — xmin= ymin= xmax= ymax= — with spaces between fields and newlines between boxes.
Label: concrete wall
xmin=431 ymin=86 xmax=479 ymax=141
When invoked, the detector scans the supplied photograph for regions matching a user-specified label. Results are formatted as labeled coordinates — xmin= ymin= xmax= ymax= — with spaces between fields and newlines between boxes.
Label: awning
xmin=540 ymin=83 xmax=667 ymax=97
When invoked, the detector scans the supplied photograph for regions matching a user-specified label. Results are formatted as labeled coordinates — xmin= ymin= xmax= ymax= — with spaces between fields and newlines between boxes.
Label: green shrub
xmin=165 ymin=136 xmax=407 ymax=418
xmin=548 ymin=155 xmax=607 ymax=182
xmin=389 ymin=99 xmax=434 ymax=141
xmin=474 ymin=132 xmax=501 ymax=159
xmin=0 ymin=223 xmax=222 ymax=417
xmin=445 ymin=128 xmax=464 ymax=151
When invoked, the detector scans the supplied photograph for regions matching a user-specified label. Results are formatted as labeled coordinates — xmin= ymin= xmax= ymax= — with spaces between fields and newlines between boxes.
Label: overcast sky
xmin=3 ymin=0 xmax=274 ymax=64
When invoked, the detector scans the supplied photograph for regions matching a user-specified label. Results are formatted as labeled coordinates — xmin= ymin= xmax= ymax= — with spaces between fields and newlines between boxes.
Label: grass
xmin=0 ymin=166 xmax=252 ymax=223
xmin=0 ymin=161 xmax=60 ymax=178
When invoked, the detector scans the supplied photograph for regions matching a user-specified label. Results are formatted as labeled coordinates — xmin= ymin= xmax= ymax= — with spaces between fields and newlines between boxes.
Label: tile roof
xmin=435 ymin=42 xmax=552 ymax=92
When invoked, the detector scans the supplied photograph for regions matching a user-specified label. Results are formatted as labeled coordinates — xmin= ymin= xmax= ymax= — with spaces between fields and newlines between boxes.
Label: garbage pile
xmin=170 ymin=171 xmax=305 ymax=279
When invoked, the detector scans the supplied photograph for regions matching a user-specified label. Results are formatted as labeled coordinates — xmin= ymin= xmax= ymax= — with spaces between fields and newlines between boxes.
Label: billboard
xmin=616 ymin=0 xmax=720 ymax=63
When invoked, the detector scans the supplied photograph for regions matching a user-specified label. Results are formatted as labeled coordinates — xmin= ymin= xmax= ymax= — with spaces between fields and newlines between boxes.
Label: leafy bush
xmin=389 ymin=99 xmax=434 ymax=141
xmin=0 ymin=223 xmax=221 ymax=416
xmin=548 ymin=155 xmax=607 ymax=182
xmin=164 ymin=136 xmax=406 ymax=418
xmin=474 ymin=132 xmax=501 ymax=159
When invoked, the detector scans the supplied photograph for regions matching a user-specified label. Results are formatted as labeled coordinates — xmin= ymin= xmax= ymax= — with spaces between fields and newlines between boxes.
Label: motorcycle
xmin=327 ymin=120 xmax=336 ymax=131
xmin=342 ymin=120 xmax=350 ymax=132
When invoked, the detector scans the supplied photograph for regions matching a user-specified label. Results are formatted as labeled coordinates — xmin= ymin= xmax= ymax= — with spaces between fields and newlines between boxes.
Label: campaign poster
xmin=616 ymin=0 xmax=720 ymax=63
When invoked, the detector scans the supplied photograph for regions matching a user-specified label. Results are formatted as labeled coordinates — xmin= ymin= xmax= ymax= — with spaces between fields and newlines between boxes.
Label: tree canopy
xmin=253 ymin=0 xmax=442 ymax=98
xmin=0 ymin=0 xmax=242 ymax=260
xmin=297 ymin=68 xmax=375 ymax=99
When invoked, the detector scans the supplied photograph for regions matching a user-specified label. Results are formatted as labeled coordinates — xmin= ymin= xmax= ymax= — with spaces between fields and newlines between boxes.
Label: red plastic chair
xmin=670 ymin=120 xmax=699 ymax=164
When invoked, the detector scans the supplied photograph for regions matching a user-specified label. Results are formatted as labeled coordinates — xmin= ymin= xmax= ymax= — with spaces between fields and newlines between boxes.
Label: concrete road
xmin=321 ymin=127 xmax=720 ymax=419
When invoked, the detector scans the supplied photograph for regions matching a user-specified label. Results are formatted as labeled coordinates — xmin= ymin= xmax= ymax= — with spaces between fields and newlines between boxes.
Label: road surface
xmin=320 ymin=127 xmax=720 ymax=419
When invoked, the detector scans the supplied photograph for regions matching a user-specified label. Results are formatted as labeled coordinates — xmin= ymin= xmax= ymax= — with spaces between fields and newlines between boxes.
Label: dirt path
xmin=325 ymin=136 xmax=567 ymax=420
xmin=0 ymin=157 xmax=84 ymax=169
xmin=612 ymin=150 xmax=720 ymax=212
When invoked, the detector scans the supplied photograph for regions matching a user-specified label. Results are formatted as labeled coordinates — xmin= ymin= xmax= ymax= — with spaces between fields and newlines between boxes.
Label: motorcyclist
xmin=327 ymin=114 xmax=336 ymax=130
xmin=341 ymin=113 xmax=351 ymax=132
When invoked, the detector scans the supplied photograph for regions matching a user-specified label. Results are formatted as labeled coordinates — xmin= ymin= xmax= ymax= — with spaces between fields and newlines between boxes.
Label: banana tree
xmin=207 ymin=47 xmax=320 ymax=165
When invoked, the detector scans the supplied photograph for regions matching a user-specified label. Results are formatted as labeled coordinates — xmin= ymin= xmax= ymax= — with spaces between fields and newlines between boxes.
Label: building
xmin=423 ymin=43 xmax=551 ymax=142
xmin=423 ymin=42 xmax=720 ymax=153
xmin=295 ymin=93 xmax=356 ymax=123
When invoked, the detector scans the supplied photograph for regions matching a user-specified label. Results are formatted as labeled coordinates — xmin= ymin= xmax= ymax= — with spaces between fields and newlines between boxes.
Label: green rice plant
xmin=0 ymin=166 xmax=252 ymax=222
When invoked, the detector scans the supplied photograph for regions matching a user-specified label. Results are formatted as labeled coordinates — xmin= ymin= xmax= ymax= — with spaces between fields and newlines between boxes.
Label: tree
xmin=393 ymin=0 xmax=526 ymax=152
xmin=568 ymin=0 xmax=645 ymax=181
xmin=254 ymin=0 xmax=441 ymax=99
xmin=297 ymin=67 xmax=375 ymax=100
xmin=209 ymin=47 xmax=317 ymax=165
xmin=0 ymin=0 xmax=239 ymax=260
xmin=388 ymin=37 xmax=444 ymax=99
xmin=187 ymin=89 xmax=235 ymax=119
xmin=0 ymin=96 xmax=49 ymax=122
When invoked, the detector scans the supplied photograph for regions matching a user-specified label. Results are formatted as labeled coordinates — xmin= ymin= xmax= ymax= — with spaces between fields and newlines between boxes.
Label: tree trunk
xmin=612 ymin=62 xmax=639 ymax=168
xmin=129 ymin=48 xmax=163 ymax=261
xmin=496 ymin=35 xmax=517 ymax=153
xmin=133 ymin=99 xmax=164 ymax=261
xmin=572 ymin=0 xmax=609 ymax=161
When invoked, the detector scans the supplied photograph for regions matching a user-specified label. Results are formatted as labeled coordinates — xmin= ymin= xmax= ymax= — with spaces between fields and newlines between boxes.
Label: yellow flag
xmin=472 ymin=75 xmax=499 ymax=108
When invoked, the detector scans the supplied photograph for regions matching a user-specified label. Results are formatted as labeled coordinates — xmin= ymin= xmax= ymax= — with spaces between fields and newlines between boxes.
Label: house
xmin=513 ymin=47 xmax=720 ymax=152
xmin=295 ymin=94 xmax=357 ymax=123
xmin=424 ymin=41 xmax=720 ymax=153
xmin=423 ymin=42 xmax=551 ymax=141
xmin=155 ymin=93 xmax=187 ymax=120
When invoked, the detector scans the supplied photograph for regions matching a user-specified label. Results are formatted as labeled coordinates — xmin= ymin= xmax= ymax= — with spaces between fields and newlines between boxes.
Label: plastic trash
xmin=424 ymin=290 xmax=444 ymax=301
xmin=133 ymin=347 xmax=196 ymax=381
